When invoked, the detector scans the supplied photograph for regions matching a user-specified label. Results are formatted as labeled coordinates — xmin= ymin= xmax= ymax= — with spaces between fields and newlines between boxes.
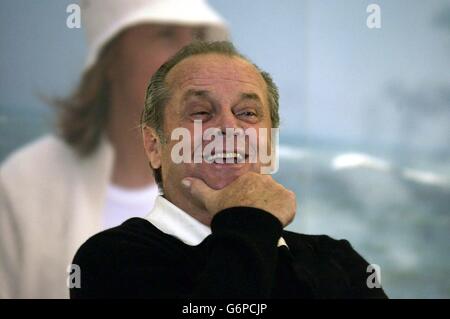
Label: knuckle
xmin=246 ymin=171 xmax=260 ymax=181
xmin=239 ymin=172 xmax=252 ymax=183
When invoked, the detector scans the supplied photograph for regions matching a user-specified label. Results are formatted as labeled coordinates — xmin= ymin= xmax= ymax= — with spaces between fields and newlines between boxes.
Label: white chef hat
xmin=80 ymin=0 xmax=229 ymax=71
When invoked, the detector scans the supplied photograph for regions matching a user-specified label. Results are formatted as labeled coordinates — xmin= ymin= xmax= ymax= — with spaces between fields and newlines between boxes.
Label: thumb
xmin=181 ymin=177 xmax=216 ymax=209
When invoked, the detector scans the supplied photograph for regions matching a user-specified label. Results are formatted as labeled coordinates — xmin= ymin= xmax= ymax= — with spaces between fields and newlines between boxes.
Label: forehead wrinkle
xmin=177 ymin=76 xmax=264 ymax=92
xmin=165 ymin=55 xmax=270 ymax=117
xmin=167 ymin=54 xmax=265 ymax=88
xmin=181 ymin=89 xmax=215 ymax=106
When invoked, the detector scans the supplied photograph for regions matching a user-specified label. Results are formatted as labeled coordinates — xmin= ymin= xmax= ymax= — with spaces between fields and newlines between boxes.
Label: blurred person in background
xmin=0 ymin=0 xmax=228 ymax=298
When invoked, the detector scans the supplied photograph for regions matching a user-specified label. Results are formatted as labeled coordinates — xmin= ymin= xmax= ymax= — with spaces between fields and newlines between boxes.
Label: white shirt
xmin=103 ymin=183 xmax=159 ymax=230
xmin=146 ymin=196 xmax=211 ymax=245
xmin=145 ymin=196 xmax=288 ymax=248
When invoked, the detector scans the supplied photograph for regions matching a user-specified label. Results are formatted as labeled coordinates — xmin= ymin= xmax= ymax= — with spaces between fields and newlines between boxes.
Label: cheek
xmin=160 ymin=148 xmax=174 ymax=188
xmin=260 ymin=127 xmax=276 ymax=153
xmin=160 ymin=143 xmax=187 ymax=175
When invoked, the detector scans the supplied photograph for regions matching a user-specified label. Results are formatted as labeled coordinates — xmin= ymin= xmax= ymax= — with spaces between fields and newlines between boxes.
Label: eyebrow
xmin=239 ymin=92 xmax=263 ymax=105
xmin=182 ymin=89 xmax=212 ymax=102
xmin=182 ymin=90 xmax=263 ymax=105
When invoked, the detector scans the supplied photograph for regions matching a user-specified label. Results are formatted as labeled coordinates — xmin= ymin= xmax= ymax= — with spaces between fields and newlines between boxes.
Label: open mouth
xmin=204 ymin=152 xmax=248 ymax=164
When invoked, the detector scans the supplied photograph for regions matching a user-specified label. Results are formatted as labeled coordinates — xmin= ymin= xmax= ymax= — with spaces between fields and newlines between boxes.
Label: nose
xmin=217 ymin=110 xmax=242 ymax=135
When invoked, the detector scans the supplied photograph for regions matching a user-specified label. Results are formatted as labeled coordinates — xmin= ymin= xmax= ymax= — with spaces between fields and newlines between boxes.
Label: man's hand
xmin=182 ymin=172 xmax=296 ymax=227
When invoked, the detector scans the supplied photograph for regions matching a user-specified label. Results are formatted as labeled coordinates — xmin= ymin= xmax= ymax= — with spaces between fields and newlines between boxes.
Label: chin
xmin=207 ymin=178 xmax=236 ymax=190
xmin=202 ymin=168 xmax=254 ymax=190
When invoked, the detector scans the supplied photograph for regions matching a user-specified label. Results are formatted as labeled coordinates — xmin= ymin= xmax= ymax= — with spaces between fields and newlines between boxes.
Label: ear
xmin=142 ymin=126 xmax=162 ymax=169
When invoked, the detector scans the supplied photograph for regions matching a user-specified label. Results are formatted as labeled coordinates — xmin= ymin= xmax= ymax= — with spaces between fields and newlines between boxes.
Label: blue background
xmin=1 ymin=0 xmax=449 ymax=298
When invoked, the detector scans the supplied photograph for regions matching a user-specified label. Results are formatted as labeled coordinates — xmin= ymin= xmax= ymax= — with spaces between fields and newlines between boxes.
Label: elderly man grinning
xmin=70 ymin=41 xmax=388 ymax=299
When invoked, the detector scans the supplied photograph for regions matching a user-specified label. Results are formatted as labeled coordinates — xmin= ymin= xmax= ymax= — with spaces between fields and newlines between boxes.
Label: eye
xmin=192 ymin=111 xmax=210 ymax=115
xmin=190 ymin=111 xmax=212 ymax=121
xmin=237 ymin=110 xmax=258 ymax=118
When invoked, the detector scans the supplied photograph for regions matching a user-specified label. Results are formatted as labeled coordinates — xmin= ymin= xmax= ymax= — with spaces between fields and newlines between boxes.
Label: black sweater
xmin=70 ymin=207 xmax=387 ymax=298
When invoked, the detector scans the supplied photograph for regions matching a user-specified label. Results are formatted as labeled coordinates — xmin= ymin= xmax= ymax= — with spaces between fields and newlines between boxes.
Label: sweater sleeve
xmin=70 ymin=207 xmax=282 ymax=299
xmin=190 ymin=207 xmax=283 ymax=298
xmin=332 ymin=239 xmax=388 ymax=298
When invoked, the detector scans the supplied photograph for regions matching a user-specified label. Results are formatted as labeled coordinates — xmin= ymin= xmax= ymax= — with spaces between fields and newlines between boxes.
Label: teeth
xmin=206 ymin=152 xmax=244 ymax=163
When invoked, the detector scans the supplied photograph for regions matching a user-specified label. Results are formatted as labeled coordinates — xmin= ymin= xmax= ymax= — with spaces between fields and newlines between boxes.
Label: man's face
xmin=157 ymin=54 xmax=273 ymax=215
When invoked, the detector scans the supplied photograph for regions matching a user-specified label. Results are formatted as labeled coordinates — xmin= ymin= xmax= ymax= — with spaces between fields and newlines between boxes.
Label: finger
xmin=181 ymin=177 xmax=215 ymax=208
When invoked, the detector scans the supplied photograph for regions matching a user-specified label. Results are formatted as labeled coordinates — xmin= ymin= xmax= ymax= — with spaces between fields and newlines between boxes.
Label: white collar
xmin=145 ymin=196 xmax=211 ymax=246
xmin=145 ymin=195 xmax=288 ymax=248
